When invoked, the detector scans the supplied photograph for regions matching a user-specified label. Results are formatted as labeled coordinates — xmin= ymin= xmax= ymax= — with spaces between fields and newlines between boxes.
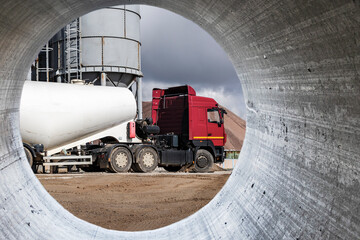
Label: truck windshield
xmin=207 ymin=109 xmax=221 ymax=123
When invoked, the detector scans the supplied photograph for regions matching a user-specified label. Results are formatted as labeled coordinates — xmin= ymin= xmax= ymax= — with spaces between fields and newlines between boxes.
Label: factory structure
xmin=29 ymin=5 xmax=144 ymax=118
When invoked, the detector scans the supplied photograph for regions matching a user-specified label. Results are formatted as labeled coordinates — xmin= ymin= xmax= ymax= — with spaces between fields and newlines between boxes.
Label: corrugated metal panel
xmin=81 ymin=9 xmax=125 ymax=37
xmin=80 ymin=6 xmax=141 ymax=75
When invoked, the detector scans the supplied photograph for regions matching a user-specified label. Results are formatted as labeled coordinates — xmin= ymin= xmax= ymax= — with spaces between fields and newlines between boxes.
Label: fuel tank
xmin=20 ymin=81 xmax=137 ymax=149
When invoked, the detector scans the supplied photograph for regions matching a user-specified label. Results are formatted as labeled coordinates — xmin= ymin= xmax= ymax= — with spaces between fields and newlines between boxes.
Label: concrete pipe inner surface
xmin=0 ymin=0 xmax=359 ymax=239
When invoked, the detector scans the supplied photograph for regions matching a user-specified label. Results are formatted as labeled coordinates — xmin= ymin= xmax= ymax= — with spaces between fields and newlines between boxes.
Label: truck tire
xmin=133 ymin=147 xmax=158 ymax=173
xmin=108 ymin=147 xmax=132 ymax=173
xmin=194 ymin=149 xmax=214 ymax=173
xmin=24 ymin=147 xmax=33 ymax=169
xmin=163 ymin=166 xmax=182 ymax=172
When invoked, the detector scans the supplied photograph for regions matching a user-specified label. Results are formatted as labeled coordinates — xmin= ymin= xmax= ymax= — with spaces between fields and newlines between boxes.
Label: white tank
xmin=20 ymin=81 xmax=136 ymax=149
xmin=80 ymin=5 xmax=142 ymax=84
xmin=47 ymin=5 xmax=142 ymax=86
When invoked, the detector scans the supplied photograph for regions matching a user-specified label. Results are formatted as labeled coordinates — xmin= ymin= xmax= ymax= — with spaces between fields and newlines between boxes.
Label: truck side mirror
xmin=220 ymin=109 xmax=227 ymax=118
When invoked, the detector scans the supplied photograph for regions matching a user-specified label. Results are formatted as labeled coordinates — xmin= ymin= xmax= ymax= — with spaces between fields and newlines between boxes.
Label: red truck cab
xmin=151 ymin=85 xmax=226 ymax=172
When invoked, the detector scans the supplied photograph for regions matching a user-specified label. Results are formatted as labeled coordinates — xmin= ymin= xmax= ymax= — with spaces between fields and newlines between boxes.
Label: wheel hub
xmin=196 ymin=156 xmax=208 ymax=168
xmin=115 ymin=152 xmax=128 ymax=168
xmin=143 ymin=152 xmax=155 ymax=167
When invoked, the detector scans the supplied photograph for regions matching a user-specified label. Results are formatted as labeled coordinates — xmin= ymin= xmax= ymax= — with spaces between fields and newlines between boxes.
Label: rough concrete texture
xmin=0 ymin=0 xmax=359 ymax=239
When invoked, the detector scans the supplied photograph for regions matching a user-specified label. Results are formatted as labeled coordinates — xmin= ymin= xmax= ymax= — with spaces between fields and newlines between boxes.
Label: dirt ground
xmin=37 ymin=171 xmax=230 ymax=231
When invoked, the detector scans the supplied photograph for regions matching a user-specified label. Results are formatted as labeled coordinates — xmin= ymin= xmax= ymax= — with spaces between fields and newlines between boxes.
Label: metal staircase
xmin=64 ymin=18 xmax=82 ymax=82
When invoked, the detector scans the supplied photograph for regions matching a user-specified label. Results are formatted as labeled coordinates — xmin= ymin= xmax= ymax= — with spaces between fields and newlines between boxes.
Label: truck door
xmin=206 ymin=108 xmax=225 ymax=146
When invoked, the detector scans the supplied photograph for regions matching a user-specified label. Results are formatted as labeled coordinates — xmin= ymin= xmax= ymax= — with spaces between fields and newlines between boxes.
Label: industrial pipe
xmin=0 ymin=0 xmax=358 ymax=239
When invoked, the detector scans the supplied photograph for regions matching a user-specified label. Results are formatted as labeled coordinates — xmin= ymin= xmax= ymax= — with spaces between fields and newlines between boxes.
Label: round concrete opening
xmin=31 ymin=6 xmax=244 ymax=231
xmin=0 ymin=1 xmax=359 ymax=239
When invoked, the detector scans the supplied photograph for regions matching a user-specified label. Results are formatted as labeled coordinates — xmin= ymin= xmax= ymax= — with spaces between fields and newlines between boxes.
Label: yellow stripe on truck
xmin=193 ymin=136 xmax=224 ymax=139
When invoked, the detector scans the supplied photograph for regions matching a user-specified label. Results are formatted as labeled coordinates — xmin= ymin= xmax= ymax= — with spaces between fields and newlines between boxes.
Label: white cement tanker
xmin=21 ymin=82 xmax=226 ymax=174
xmin=21 ymin=81 xmax=137 ymax=150
xmin=20 ymin=81 xmax=151 ymax=173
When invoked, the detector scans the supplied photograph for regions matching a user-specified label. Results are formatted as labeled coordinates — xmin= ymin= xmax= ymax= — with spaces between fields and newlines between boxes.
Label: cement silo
xmin=47 ymin=5 xmax=142 ymax=85
xmin=80 ymin=5 xmax=142 ymax=86
xmin=32 ymin=5 xmax=143 ymax=117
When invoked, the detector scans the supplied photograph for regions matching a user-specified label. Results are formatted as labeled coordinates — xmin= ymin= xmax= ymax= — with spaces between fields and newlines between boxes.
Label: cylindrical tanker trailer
xmin=21 ymin=82 xmax=227 ymax=173
xmin=20 ymin=81 xmax=157 ymax=173
xmin=21 ymin=81 xmax=137 ymax=150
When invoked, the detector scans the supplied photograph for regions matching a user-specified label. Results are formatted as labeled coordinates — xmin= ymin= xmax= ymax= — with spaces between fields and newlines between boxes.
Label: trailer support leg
xmin=136 ymin=77 xmax=143 ymax=119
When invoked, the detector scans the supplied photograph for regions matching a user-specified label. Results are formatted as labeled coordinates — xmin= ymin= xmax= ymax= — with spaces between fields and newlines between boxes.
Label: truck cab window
xmin=207 ymin=109 xmax=221 ymax=123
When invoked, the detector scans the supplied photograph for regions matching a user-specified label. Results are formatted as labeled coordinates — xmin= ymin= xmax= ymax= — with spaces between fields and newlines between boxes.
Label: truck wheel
xmin=134 ymin=147 xmax=158 ymax=173
xmin=108 ymin=147 xmax=132 ymax=173
xmin=194 ymin=149 xmax=214 ymax=173
xmin=24 ymin=147 xmax=33 ymax=169
xmin=163 ymin=166 xmax=182 ymax=172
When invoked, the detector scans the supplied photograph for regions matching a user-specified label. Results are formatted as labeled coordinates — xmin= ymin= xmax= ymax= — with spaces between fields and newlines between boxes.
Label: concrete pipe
xmin=0 ymin=0 xmax=359 ymax=239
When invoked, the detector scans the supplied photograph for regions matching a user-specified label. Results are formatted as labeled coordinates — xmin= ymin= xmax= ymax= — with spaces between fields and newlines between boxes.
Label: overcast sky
xmin=140 ymin=6 xmax=246 ymax=119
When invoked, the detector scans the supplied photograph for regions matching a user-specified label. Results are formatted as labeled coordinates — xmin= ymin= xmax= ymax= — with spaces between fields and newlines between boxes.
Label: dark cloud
xmin=140 ymin=6 xmax=246 ymax=118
